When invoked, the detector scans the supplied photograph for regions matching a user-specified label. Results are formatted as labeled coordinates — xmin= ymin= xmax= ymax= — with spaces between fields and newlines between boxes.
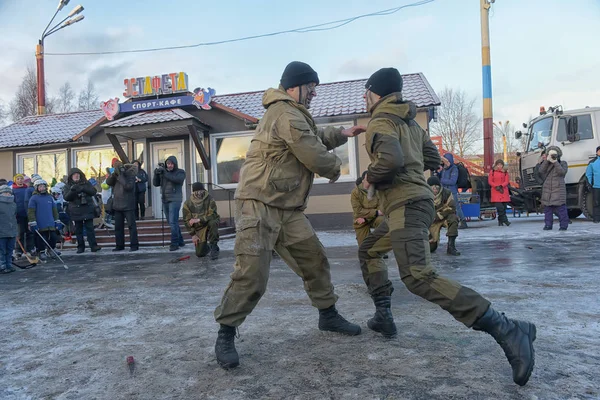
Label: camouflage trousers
xmin=358 ymin=199 xmax=490 ymax=327
xmin=354 ymin=215 xmax=385 ymax=246
xmin=429 ymin=213 xmax=459 ymax=244
xmin=214 ymin=199 xmax=338 ymax=327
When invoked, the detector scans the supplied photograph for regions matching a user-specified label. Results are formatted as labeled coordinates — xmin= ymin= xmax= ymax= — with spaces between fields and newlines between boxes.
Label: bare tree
xmin=77 ymin=80 xmax=99 ymax=111
xmin=430 ymin=87 xmax=481 ymax=157
xmin=8 ymin=66 xmax=56 ymax=121
xmin=57 ymin=82 xmax=75 ymax=113
xmin=0 ymin=100 xmax=7 ymax=127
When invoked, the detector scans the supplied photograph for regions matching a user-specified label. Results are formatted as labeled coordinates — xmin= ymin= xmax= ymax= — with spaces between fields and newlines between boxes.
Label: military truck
xmin=513 ymin=105 xmax=599 ymax=219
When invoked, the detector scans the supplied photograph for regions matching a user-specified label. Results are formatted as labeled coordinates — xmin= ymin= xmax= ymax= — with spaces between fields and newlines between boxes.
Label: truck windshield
xmin=528 ymin=117 xmax=553 ymax=152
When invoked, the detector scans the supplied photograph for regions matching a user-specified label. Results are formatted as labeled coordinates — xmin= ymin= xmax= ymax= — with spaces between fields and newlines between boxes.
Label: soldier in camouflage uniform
xmin=183 ymin=182 xmax=220 ymax=260
xmin=213 ymin=61 xmax=367 ymax=369
xmin=358 ymin=67 xmax=536 ymax=386
xmin=427 ymin=175 xmax=460 ymax=256
xmin=351 ymin=171 xmax=385 ymax=246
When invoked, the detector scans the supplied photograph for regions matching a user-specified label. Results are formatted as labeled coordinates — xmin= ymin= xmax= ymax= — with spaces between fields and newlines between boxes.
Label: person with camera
xmin=64 ymin=168 xmax=101 ymax=253
xmin=153 ymin=156 xmax=186 ymax=251
xmin=488 ymin=159 xmax=511 ymax=226
xmin=538 ymin=146 xmax=569 ymax=230
xmin=106 ymin=159 xmax=140 ymax=252
xmin=585 ymin=146 xmax=600 ymax=223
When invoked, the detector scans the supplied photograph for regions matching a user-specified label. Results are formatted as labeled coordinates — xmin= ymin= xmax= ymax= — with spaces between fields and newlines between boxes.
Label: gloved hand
xmin=328 ymin=170 xmax=341 ymax=184
xmin=548 ymin=157 xmax=558 ymax=163
xmin=75 ymin=185 xmax=83 ymax=193
xmin=29 ymin=222 xmax=38 ymax=232
xmin=437 ymin=212 xmax=444 ymax=220
xmin=496 ymin=185 xmax=504 ymax=194
xmin=586 ymin=180 xmax=593 ymax=191
xmin=55 ymin=221 xmax=64 ymax=230
xmin=155 ymin=167 xmax=165 ymax=175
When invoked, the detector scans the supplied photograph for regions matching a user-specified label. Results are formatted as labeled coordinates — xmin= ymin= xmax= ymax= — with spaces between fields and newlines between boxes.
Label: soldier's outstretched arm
xmin=316 ymin=126 xmax=348 ymax=150
xmin=282 ymin=117 xmax=342 ymax=180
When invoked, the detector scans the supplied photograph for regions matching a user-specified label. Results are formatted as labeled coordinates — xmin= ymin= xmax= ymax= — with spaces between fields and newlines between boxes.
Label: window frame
xmin=557 ymin=114 xmax=594 ymax=142
xmin=16 ymin=149 xmax=68 ymax=182
xmin=312 ymin=121 xmax=358 ymax=185
xmin=210 ymin=130 xmax=255 ymax=189
xmin=190 ymin=140 xmax=207 ymax=186
xmin=70 ymin=144 xmax=127 ymax=178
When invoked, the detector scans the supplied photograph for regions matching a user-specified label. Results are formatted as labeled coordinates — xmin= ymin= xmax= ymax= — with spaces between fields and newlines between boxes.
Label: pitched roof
xmin=102 ymin=108 xmax=208 ymax=128
xmin=0 ymin=110 xmax=105 ymax=149
xmin=213 ymin=73 xmax=441 ymax=120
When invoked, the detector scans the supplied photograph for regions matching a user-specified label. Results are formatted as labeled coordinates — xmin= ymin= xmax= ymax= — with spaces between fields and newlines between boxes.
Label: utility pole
xmin=36 ymin=41 xmax=46 ymax=115
xmin=480 ymin=0 xmax=494 ymax=172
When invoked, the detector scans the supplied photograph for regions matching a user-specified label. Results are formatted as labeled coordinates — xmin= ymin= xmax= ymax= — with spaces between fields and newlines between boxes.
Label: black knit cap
xmin=366 ymin=67 xmax=403 ymax=97
xmin=596 ymin=146 xmax=600 ymax=153
xmin=280 ymin=61 xmax=320 ymax=90
xmin=427 ymin=176 xmax=441 ymax=186
xmin=192 ymin=182 xmax=205 ymax=192
xmin=355 ymin=170 xmax=369 ymax=186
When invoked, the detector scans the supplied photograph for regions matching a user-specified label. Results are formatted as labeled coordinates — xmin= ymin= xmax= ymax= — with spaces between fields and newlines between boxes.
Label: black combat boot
xmin=318 ymin=305 xmax=361 ymax=336
xmin=367 ymin=296 xmax=397 ymax=338
xmin=215 ymin=324 xmax=239 ymax=369
xmin=472 ymin=307 xmax=536 ymax=386
xmin=446 ymin=236 xmax=461 ymax=256
xmin=502 ymin=215 xmax=511 ymax=226
xmin=209 ymin=244 xmax=220 ymax=260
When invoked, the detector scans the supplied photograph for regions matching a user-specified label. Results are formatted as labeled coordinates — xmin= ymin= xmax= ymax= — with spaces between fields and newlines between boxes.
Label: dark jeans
xmin=135 ymin=192 xmax=146 ymax=219
xmin=34 ymin=230 xmax=57 ymax=253
xmin=163 ymin=201 xmax=183 ymax=246
xmin=74 ymin=219 xmax=98 ymax=250
xmin=16 ymin=216 xmax=34 ymax=252
xmin=544 ymin=205 xmax=569 ymax=229
xmin=0 ymin=237 xmax=16 ymax=268
xmin=114 ymin=210 xmax=139 ymax=249
xmin=593 ymin=188 xmax=600 ymax=222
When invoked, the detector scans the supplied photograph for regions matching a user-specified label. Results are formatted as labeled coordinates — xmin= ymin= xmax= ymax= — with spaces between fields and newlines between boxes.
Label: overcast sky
xmin=1 ymin=0 xmax=599 ymax=142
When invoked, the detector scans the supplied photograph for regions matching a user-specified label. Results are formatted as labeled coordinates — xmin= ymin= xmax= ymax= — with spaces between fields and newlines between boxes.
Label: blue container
xmin=461 ymin=203 xmax=481 ymax=218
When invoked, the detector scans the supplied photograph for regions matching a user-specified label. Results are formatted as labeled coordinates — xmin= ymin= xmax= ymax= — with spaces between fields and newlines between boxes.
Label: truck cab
xmin=516 ymin=106 xmax=600 ymax=218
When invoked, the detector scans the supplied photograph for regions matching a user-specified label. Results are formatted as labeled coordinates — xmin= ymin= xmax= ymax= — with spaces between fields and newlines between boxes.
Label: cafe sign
xmin=123 ymin=72 xmax=189 ymax=98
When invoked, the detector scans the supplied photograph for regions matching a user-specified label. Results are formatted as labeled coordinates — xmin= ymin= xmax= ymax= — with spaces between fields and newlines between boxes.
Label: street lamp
xmin=36 ymin=0 xmax=85 ymax=115
xmin=493 ymin=120 xmax=510 ymax=164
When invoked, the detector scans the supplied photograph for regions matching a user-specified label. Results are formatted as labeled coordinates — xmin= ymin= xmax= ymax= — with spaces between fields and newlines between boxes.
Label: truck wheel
xmin=567 ymin=209 xmax=582 ymax=219
xmin=578 ymin=183 xmax=594 ymax=220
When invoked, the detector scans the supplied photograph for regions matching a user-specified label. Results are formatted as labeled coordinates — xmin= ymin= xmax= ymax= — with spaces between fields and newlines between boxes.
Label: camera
xmin=550 ymin=154 xmax=558 ymax=160
xmin=158 ymin=162 xmax=165 ymax=168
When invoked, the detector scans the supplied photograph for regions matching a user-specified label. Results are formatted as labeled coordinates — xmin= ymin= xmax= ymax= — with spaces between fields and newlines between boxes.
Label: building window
xmin=210 ymin=124 xmax=357 ymax=188
xmin=211 ymin=133 xmax=254 ymax=187
xmin=73 ymin=146 xmax=122 ymax=181
xmin=17 ymin=151 xmax=67 ymax=184
xmin=557 ymin=114 xmax=594 ymax=142
xmin=193 ymin=149 xmax=206 ymax=184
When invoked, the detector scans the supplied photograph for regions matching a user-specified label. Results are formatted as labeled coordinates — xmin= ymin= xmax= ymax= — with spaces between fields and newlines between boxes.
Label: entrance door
xmin=151 ymin=141 xmax=185 ymax=218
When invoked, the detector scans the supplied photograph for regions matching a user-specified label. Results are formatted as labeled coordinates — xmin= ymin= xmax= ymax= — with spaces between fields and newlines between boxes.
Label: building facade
xmin=0 ymin=72 xmax=440 ymax=229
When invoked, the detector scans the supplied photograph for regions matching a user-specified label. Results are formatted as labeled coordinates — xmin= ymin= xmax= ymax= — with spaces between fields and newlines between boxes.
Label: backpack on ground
xmin=456 ymin=162 xmax=471 ymax=189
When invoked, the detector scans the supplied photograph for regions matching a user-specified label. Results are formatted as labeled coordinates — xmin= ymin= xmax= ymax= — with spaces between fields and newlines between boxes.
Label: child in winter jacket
xmin=28 ymin=180 xmax=62 ymax=261
xmin=0 ymin=185 xmax=18 ymax=273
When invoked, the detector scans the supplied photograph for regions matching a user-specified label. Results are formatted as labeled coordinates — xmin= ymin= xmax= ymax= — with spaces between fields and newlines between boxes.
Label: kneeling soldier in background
xmin=183 ymin=182 xmax=220 ymax=260
xmin=427 ymin=176 xmax=460 ymax=256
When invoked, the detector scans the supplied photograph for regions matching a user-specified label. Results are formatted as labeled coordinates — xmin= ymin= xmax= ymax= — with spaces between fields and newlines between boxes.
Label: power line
xmin=46 ymin=0 xmax=435 ymax=56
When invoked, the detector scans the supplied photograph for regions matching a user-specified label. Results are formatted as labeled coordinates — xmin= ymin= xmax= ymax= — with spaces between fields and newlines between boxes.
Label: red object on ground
xmin=127 ymin=356 xmax=134 ymax=365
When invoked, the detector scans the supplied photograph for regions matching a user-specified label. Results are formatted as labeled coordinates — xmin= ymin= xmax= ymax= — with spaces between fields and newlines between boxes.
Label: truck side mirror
xmin=522 ymin=123 xmax=527 ymax=129
xmin=567 ymin=117 xmax=580 ymax=142
xmin=515 ymin=130 xmax=522 ymax=140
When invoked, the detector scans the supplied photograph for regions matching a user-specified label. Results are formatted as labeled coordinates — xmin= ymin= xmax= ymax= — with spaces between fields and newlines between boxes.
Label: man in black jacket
xmin=106 ymin=160 xmax=140 ymax=252
xmin=153 ymin=155 xmax=186 ymax=251
xmin=64 ymin=168 xmax=101 ymax=254
xmin=133 ymin=160 xmax=148 ymax=220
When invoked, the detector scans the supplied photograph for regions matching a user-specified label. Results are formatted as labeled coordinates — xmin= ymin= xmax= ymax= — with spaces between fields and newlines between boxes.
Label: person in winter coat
xmin=106 ymin=160 xmax=139 ymax=252
xmin=132 ymin=160 xmax=148 ymax=220
xmin=28 ymin=180 xmax=62 ymax=261
xmin=585 ymin=145 xmax=600 ymax=223
xmin=427 ymin=176 xmax=460 ymax=256
xmin=351 ymin=171 xmax=384 ymax=246
xmin=64 ymin=168 xmax=101 ymax=253
xmin=359 ymin=68 xmax=535 ymax=386
xmin=440 ymin=153 xmax=467 ymax=229
xmin=183 ymin=182 xmax=220 ymax=260
xmin=488 ymin=160 xmax=511 ymax=226
xmin=538 ymin=146 xmax=569 ymax=230
xmin=213 ymin=61 xmax=366 ymax=370
xmin=0 ymin=185 xmax=18 ymax=273
xmin=153 ymin=155 xmax=186 ymax=251
xmin=12 ymin=174 xmax=34 ymax=255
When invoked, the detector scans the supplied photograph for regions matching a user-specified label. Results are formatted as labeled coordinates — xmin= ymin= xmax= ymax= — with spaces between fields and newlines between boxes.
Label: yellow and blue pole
xmin=480 ymin=0 xmax=494 ymax=172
